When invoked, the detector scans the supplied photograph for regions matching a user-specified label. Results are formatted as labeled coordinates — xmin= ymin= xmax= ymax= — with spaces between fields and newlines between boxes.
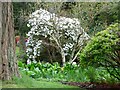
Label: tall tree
xmin=0 ymin=2 xmax=19 ymax=80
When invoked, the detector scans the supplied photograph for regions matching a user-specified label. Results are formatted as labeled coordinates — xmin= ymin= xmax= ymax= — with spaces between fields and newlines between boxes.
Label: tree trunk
xmin=50 ymin=35 xmax=66 ymax=66
xmin=60 ymin=47 xmax=66 ymax=66
xmin=0 ymin=2 xmax=2 ymax=80
xmin=0 ymin=2 xmax=20 ymax=80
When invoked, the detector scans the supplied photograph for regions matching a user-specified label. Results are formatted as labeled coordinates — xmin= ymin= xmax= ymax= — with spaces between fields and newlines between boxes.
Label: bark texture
xmin=0 ymin=2 xmax=19 ymax=80
xmin=0 ymin=2 xmax=2 ymax=80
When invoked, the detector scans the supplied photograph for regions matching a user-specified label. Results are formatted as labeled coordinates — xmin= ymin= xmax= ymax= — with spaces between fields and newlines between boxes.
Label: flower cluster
xmin=26 ymin=8 xmax=89 ymax=62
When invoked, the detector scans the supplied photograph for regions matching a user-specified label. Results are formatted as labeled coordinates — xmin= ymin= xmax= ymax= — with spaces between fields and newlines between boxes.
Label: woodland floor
xmin=61 ymin=81 xmax=120 ymax=90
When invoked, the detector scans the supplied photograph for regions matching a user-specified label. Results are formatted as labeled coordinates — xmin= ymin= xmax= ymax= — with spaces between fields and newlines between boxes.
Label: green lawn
xmin=2 ymin=74 xmax=79 ymax=88
xmin=2 ymin=81 xmax=78 ymax=88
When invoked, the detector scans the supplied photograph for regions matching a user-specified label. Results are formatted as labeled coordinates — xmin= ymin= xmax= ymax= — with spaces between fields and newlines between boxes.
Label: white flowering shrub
xmin=26 ymin=8 xmax=89 ymax=65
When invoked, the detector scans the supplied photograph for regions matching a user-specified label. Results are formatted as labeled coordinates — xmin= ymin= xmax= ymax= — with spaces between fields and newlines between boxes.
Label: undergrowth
xmin=18 ymin=61 xmax=119 ymax=84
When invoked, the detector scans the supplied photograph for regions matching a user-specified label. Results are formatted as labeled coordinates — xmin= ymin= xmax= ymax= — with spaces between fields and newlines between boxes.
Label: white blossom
xmin=27 ymin=59 xmax=31 ymax=64
xmin=72 ymin=62 xmax=77 ymax=65
xmin=27 ymin=24 xmax=30 ymax=27
xmin=26 ymin=8 xmax=90 ymax=61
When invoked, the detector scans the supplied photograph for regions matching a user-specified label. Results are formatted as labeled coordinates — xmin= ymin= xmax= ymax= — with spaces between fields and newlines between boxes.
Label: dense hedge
xmin=80 ymin=23 xmax=120 ymax=80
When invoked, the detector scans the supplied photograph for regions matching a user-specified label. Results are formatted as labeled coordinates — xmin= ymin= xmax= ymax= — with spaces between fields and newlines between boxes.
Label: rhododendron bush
xmin=26 ymin=8 xmax=89 ymax=65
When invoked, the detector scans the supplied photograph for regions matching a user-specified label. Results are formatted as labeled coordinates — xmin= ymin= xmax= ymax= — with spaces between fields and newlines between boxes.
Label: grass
xmin=0 ymin=80 xmax=2 ymax=89
xmin=2 ymin=73 xmax=79 ymax=88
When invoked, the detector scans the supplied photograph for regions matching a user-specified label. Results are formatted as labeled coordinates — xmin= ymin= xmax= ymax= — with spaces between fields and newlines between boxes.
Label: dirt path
xmin=61 ymin=81 xmax=120 ymax=90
